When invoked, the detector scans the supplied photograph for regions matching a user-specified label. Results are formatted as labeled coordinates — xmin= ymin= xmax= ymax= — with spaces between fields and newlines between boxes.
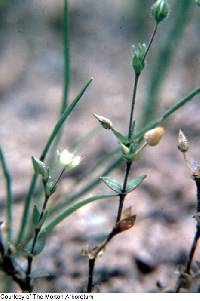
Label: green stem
xmin=142 ymin=23 xmax=158 ymax=62
xmin=16 ymin=78 xmax=93 ymax=245
xmin=86 ymin=20 xmax=160 ymax=292
xmin=25 ymin=168 xmax=66 ymax=291
xmin=0 ymin=147 xmax=13 ymax=242
xmin=128 ymin=75 xmax=139 ymax=139
xmin=139 ymin=0 xmax=193 ymax=128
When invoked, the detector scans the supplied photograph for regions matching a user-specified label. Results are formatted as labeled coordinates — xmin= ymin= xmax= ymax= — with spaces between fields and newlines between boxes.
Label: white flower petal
xmin=71 ymin=156 xmax=81 ymax=167
xmin=59 ymin=150 xmax=74 ymax=166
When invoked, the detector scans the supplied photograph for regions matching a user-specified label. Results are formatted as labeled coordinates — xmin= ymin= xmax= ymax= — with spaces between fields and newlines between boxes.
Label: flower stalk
xmin=86 ymin=21 xmax=159 ymax=292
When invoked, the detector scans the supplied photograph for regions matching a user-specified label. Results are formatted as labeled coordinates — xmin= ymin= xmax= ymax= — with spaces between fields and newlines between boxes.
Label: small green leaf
xmin=30 ymin=269 xmax=50 ymax=279
xmin=32 ymin=205 xmax=41 ymax=227
xmin=101 ymin=177 xmax=122 ymax=193
xmin=32 ymin=157 xmax=49 ymax=180
xmin=111 ymin=129 xmax=129 ymax=145
xmin=126 ymin=175 xmax=147 ymax=193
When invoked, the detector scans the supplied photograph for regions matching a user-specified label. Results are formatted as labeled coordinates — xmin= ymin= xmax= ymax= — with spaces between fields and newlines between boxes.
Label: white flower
xmin=58 ymin=149 xmax=81 ymax=169
xmin=71 ymin=155 xmax=81 ymax=167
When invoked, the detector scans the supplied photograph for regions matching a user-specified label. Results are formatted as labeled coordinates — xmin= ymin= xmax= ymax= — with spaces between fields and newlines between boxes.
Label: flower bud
xmin=144 ymin=127 xmax=165 ymax=146
xmin=120 ymin=143 xmax=130 ymax=156
xmin=195 ymin=0 xmax=200 ymax=7
xmin=178 ymin=130 xmax=189 ymax=153
xmin=45 ymin=181 xmax=57 ymax=197
xmin=132 ymin=43 xmax=147 ymax=75
xmin=32 ymin=156 xmax=49 ymax=180
xmin=93 ymin=113 xmax=112 ymax=130
xmin=152 ymin=0 xmax=169 ymax=24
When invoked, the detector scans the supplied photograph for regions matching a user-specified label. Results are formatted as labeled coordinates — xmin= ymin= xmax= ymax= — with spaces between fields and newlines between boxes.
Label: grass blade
xmin=41 ymin=194 xmax=116 ymax=235
xmin=135 ymin=86 xmax=200 ymax=141
xmin=0 ymin=147 xmax=13 ymax=242
xmin=40 ymin=78 xmax=93 ymax=161
xmin=16 ymin=78 xmax=93 ymax=244
xmin=61 ymin=0 xmax=70 ymax=113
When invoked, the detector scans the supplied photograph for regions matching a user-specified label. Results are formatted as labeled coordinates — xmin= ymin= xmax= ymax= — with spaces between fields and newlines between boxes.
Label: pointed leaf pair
xmin=101 ymin=175 xmax=146 ymax=194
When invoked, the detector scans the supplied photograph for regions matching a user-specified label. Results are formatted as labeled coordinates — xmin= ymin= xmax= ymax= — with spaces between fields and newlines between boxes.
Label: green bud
xmin=120 ymin=143 xmax=138 ymax=162
xmin=152 ymin=0 xmax=169 ymax=24
xmin=32 ymin=156 xmax=49 ymax=181
xmin=195 ymin=0 xmax=200 ymax=6
xmin=45 ymin=181 xmax=57 ymax=197
xmin=132 ymin=43 xmax=147 ymax=75
xmin=93 ymin=113 xmax=112 ymax=130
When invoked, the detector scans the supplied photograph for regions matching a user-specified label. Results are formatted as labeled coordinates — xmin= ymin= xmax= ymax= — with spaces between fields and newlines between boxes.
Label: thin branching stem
xmin=175 ymin=177 xmax=200 ymax=292
xmin=25 ymin=168 xmax=65 ymax=292
xmin=86 ymin=24 xmax=159 ymax=292
xmin=128 ymin=75 xmax=139 ymax=139
xmin=86 ymin=78 xmax=137 ymax=291
xmin=185 ymin=227 xmax=200 ymax=274
xmin=143 ymin=23 xmax=158 ymax=62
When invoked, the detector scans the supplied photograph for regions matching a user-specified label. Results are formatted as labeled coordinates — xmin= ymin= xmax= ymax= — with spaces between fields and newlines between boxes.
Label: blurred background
xmin=1 ymin=0 xmax=200 ymax=293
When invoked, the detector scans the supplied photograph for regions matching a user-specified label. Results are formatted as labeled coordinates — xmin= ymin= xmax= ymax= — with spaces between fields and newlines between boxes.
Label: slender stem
xmin=25 ymin=169 xmax=66 ymax=291
xmin=142 ymin=24 xmax=158 ymax=62
xmin=185 ymin=227 xmax=200 ymax=274
xmin=185 ymin=177 xmax=200 ymax=274
xmin=128 ymin=24 xmax=157 ymax=140
xmin=128 ymin=75 xmax=139 ymax=139
xmin=116 ymin=161 xmax=132 ymax=223
xmin=87 ymin=258 xmax=95 ymax=293
xmin=86 ymin=23 xmax=158 ymax=292
xmin=175 ymin=176 xmax=200 ymax=292
xmin=87 ymin=72 xmax=137 ymax=293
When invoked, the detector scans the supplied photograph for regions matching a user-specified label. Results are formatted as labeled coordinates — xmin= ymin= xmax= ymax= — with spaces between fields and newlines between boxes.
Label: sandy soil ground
xmin=0 ymin=0 xmax=200 ymax=293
